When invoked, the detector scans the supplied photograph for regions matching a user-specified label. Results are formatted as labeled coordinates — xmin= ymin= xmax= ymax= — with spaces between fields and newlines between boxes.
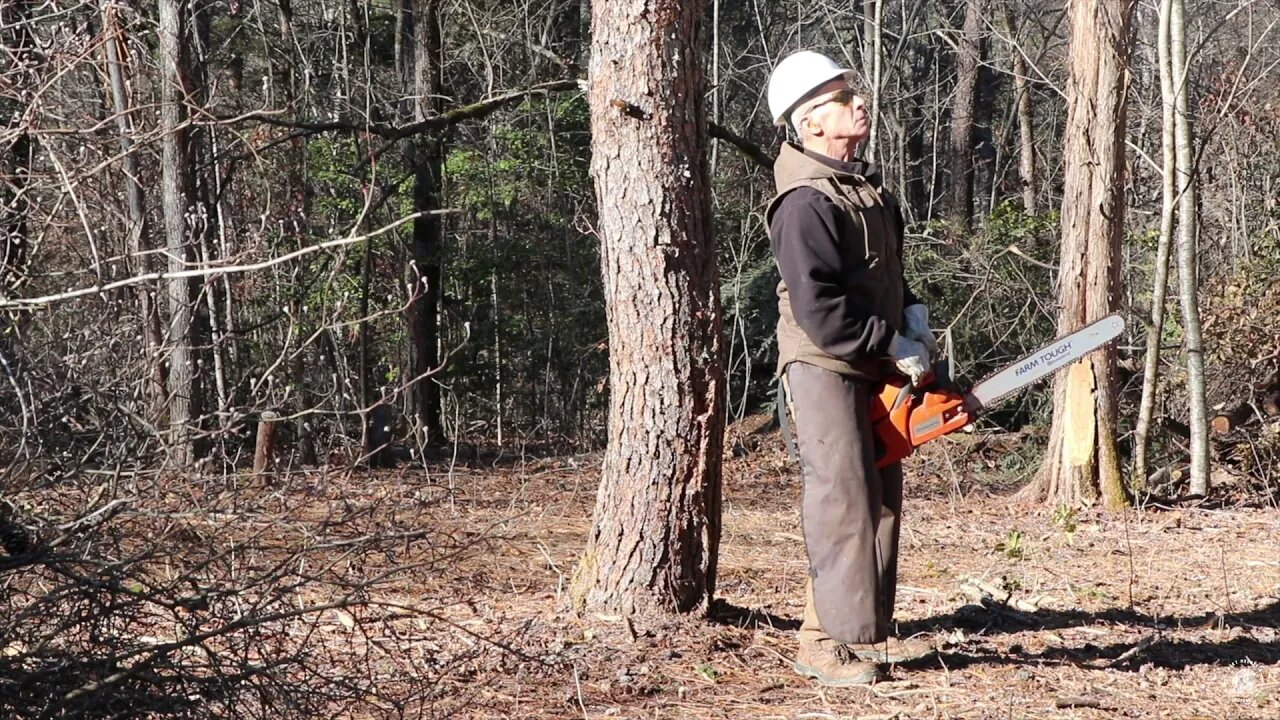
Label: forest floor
xmin=32 ymin=422 xmax=1278 ymax=719
xmin=302 ymin=419 xmax=1280 ymax=720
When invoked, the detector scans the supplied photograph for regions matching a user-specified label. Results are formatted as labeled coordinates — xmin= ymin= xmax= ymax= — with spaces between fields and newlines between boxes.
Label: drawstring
xmin=778 ymin=374 xmax=799 ymax=463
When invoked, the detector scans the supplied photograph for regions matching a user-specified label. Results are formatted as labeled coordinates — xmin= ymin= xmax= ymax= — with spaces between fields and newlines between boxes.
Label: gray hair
xmin=789 ymin=104 xmax=810 ymax=138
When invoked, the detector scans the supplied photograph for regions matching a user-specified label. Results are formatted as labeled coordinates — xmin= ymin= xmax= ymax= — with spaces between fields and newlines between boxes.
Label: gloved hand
xmin=888 ymin=333 xmax=930 ymax=384
xmin=903 ymin=304 xmax=940 ymax=356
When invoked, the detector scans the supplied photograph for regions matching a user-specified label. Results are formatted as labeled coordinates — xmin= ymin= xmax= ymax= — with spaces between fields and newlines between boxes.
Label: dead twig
xmin=1054 ymin=696 xmax=1103 ymax=709
xmin=1106 ymin=633 xmax=1161 ymax=668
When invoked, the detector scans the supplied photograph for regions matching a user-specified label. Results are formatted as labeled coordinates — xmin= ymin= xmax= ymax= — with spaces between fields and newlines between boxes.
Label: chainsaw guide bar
xmin=967 ymin=314 xmax=1126 ymax=410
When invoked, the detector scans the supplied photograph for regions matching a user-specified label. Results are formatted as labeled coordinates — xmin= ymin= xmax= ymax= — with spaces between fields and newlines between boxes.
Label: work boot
xmin=846 ymin=636 xmax=936 ymax=663
xmin=793 ymin=642 xmax=881 ymax=687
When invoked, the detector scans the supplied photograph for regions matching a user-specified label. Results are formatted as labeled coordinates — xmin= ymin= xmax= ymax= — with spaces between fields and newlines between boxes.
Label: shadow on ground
xmin=713 ymin=599 xmax=1280 ymax=672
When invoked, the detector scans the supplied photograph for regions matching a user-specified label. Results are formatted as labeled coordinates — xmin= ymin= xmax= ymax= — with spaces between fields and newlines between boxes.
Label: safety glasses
xmin=810 ymin=88 xmax=857 ymax=110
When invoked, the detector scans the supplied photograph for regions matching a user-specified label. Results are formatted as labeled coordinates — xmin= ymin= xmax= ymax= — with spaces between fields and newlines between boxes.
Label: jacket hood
xmin=773 ymin=142 xmax=884 ymax=193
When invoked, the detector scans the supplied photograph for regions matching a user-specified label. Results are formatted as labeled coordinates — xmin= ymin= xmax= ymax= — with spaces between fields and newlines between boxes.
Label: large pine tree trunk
xmin=571 ymin=0 xmax=725 ymax=615
xmin=948 ymin=0 xmax=983 ymax=231
xmin=1026 ymin=0 xmax=1133 ymax=510
xmin=158 ymin=0 xmax=200 ymax=467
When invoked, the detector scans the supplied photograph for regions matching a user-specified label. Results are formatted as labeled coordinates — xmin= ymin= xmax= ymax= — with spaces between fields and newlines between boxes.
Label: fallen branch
xmin=1106 ymin=632 xmax=1160 ymax=667
xmin=0 ymin=210 xmax=459 ymax=310
xmin=1054 ymin=696 xmax=1102 ymax=709
xmin=958 ymin=577 xmax=1039 ymax=625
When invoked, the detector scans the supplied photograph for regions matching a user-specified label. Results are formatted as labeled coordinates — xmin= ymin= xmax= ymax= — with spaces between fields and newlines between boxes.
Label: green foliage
xmin=446 ymin=96 xmax=591 ymax=221
xmin=435 ymin=98 xmax=606 ymax=443
xmin=986 ymin=200 xmax=1061 ymax=243
xmin=996 ymin=529 xmax=1026 ymax=560
xmin=904 ymin=202 xmax=1061 ymax=431
xmin=1052 ymin=504 xmax=1078 ymax=543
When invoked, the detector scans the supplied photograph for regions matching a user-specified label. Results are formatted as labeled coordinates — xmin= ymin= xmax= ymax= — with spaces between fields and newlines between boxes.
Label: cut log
xmin=1261 ymin=390 xmax=1280 ymax=418
xmin=1146 ymin=463 xmax=1187 ymax=490
xmin=1210 ymin=403 xmax=1253 ymax=434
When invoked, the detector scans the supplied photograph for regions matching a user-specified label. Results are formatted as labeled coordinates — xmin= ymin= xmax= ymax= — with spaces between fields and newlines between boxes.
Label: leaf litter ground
xmin=41 ymin=427 xmax=1275 ymax=719
xmin=293 ymin=425 xmax=1280 ymax=719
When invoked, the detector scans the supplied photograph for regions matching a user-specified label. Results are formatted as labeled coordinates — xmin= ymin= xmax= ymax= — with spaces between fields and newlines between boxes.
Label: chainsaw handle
xmin=871 ymin=370 xmax=972 ymax=469
xmin=891 ymin=369 xmax=937 ymax=411
xmin=890 ymin=379 xmax=914 ymax=411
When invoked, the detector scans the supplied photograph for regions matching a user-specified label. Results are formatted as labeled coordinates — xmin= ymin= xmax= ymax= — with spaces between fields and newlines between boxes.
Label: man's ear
xmin=804 ymin=113 xmax=824 ymax=137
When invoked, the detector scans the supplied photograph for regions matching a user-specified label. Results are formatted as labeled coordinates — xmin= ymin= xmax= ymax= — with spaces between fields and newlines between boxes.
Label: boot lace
xmin=831 ymin=644 xmax=859 ymax=664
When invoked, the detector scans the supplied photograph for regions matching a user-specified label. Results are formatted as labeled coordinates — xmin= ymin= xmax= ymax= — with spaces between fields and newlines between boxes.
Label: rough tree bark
xmin=949 ymin=0 xmax=983 ymax=231
xmin=1025 ymin=0 xmax=1134 ymax=510
xmin=157 ymin=0 xmax=201 ymax=467
xmin=571 ymin=0 xmax=725 ymax=615
xmin=1171 ymin=0 xmax=1209 ymax=495
xmin=403 ymin=0 xmax=446 ymax=446
xmin=1134 ymin=0 xmax=1178 ymax=486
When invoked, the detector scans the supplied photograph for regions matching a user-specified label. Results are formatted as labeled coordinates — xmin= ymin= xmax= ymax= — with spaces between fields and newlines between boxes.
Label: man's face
xmin=797 ymin=78 xmax=870 ymax=146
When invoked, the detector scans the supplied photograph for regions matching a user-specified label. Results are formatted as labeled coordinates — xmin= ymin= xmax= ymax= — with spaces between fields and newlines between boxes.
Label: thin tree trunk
xmin=1171 ymin=0 xmax=1208 ymax=495
xmin=905 ymin=70 xmax=928 ymax=217
xmin=403 ymin=0 xmax=445 ymax=446
xmin=490 ymin=270 xmax=503 ymax=446
xmin=157 ymin=0 xmax=200 ymax=467
xmin=1134 ymin=0 xmax=1177 ymax=487
xmin=1003 ymin=4 xmax=1036 ymax=214
xmin=710 ymin=0 xmax=719 ymax=174
xmin=1 ymin=0 xmax=34 ymax=333
xmin=1025 ymin=0 xmax=1133 ymax=510
xmin=571 ymin=0 xmax=724 ymax=615
xmin=358 ymin=214 xmax=373 ymax=413
xmin=103 ymin=3 xmax=166 ymax=413
xmin=867 ymin=0 xmax=884 ymax=162
xmin=949 ymin=0 xmax=983 ymax=232
xmin=190 ymin=4 xmax=228 ymax=435
xmin=277 ymin=0 xmax=318 ymax=464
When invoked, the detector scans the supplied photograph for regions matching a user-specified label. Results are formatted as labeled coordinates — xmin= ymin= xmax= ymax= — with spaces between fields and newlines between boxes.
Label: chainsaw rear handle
xmin=870 ymin=372 xmax=974 ymax=468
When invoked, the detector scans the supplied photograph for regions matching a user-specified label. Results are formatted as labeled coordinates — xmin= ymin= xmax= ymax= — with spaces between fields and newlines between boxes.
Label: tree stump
xmin=253 ymin=411 xmax=280 ymax=478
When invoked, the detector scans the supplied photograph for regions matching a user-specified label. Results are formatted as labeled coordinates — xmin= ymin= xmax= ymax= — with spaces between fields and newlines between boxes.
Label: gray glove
xmin=903 ymin=304 xmax=940 ymax=356
xmin=888 ymin=333 xmax=929 ymax=384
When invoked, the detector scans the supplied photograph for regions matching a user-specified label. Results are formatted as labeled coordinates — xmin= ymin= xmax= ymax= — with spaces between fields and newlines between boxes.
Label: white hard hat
xmin=766 ymin=51 xmax=856 ymax=126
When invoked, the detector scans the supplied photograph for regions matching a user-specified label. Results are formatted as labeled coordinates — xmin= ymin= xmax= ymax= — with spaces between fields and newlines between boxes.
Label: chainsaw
xmin=870 ymin=314 xmax=1126 ymax=468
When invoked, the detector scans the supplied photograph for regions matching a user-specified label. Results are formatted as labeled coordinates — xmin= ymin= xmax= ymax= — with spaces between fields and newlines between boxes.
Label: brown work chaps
xmin=784 ymin=362 xmax=903 ymax=645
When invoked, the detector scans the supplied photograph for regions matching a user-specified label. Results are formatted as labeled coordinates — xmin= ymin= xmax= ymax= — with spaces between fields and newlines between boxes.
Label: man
xmin=765 ymin=50 xmax=940 ymax=686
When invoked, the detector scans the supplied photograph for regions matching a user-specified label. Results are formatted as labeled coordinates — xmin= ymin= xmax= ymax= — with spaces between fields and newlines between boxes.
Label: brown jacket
xmin=767 ymin=143 xmax=914 ymax=380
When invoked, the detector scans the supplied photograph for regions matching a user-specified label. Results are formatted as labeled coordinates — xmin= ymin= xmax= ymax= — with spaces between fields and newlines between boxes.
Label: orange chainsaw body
xmin=869 ymin=375 xmax=973 ymax=468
